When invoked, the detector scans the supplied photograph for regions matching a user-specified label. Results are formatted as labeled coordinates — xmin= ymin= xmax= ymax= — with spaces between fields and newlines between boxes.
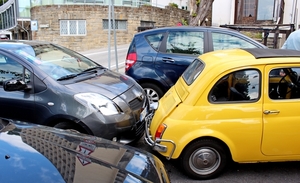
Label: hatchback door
xmin=0 ymin=53 xmax=36 ymax=122
xmin=155 ymin=29 xmax=208 ymax=88
xmin=261 ymin=64 xmax=300 ymax=156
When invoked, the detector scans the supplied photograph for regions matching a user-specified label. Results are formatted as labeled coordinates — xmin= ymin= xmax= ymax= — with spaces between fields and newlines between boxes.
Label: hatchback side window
xmin=212 ymin=32 xmax=257 ymax=51
xmin=269 ymin=67 xmax=300 ymax=99
xmin=0 ymin=56 xmax=30 ymax=86
xmin=209 ymin=69 xmax=260 ymax=102
xmin=145 ymin=33 xmax=164 ymax=51
xmin=166 ymin=31 xmax=204 ymax=55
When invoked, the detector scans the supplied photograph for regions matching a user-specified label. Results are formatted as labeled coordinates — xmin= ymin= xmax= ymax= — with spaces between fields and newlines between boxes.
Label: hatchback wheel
xmin=141 ymin=83 xmax=163 ymax=104
xmin=180 ymin=139 xmax=230 ymax=180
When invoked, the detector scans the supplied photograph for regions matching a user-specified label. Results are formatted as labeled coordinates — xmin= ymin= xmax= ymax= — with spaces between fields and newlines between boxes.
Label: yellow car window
xmin=210 ymin=69 xmax=260 ymax=102
xmin=269 ymin=67 xmax=300 ymax=99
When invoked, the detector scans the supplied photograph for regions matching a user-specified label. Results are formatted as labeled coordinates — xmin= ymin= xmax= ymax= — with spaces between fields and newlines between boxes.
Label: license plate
xmin=140 ymin=107 xmax=148 ymax=121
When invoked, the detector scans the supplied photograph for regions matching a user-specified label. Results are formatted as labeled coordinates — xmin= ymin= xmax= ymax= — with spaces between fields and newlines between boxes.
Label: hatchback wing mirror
xmin=3 ymin=79 xmax=29 ymax=92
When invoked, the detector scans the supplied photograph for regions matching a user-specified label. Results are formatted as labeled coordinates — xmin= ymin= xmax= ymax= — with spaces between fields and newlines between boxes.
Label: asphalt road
xmin=81 ymin=45 xmax=300 ymax=183
xmin=80 ymin=44 xmax=129 ymax=73
xmin=133 ymin=135 xmax=300 ymax=183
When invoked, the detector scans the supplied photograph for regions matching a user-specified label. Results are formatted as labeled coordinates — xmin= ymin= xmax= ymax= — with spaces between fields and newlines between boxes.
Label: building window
xmin=243 ymin=0 xmax=256 ymax=17
xmin=18 ymin=0 xmax=31 ymax=18
xmin=60 ymin=20 xmax=86 ymax=36
xmin=257 ymin=0 xmax=275 ymax=20
xmin=140 ymin=21 xmax=155 ymax=27
xmin=103 ymin=19 xmax=127 ymax=30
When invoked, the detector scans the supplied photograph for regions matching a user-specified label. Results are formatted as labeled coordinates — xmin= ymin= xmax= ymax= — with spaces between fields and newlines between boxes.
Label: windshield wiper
xmin=56 ymin=66 xmax=105 ymax=81
xmin=57 ymin=74 xmax=78 ymax=81
xmin=80 ymin=66 xmax=105 ymax=74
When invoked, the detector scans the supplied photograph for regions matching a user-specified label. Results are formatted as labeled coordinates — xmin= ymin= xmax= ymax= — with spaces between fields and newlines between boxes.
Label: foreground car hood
xmin=0 ymin=121 xmax=168 ymax=183
xmin=65 ymin=70 xmax=135 ymax=99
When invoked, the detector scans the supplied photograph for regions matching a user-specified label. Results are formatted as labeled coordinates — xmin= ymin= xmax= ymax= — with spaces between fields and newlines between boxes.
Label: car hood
xmin=0 ymin=120 xmax=168 ymax=183
xmin=65 ymin=70 xmax=135 ymax=99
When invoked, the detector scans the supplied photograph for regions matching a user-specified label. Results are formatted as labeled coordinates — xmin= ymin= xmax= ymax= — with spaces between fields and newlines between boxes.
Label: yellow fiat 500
xmin=145 ymin=48 xmax=300 ymax=180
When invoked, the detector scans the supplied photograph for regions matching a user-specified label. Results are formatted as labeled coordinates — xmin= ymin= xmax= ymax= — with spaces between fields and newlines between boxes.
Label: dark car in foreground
xmin=125 ymin=26 xmax=267 ymax=103
xmin=0 ymin=40 xmax=150 ymax=144
xmin=0 ymin=118 xmax=170 ymax=183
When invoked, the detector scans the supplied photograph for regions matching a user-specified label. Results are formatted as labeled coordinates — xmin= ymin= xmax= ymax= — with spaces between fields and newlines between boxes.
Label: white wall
xmin=211 ymin=0 xmax=234 ymax=27
xmin=282 ymin=0 xmax=300 ymax=29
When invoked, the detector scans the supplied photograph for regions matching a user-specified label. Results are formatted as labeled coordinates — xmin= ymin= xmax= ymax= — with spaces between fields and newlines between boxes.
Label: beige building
xmin=30 ymin=5 xmax=189 ymax=52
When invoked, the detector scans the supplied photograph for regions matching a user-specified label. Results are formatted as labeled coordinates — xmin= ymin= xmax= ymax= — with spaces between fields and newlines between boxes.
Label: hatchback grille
xmin=129 ymin=98 xmax=142 ymax=110
xmin=135 ymin=120 xmax=145 ymax=136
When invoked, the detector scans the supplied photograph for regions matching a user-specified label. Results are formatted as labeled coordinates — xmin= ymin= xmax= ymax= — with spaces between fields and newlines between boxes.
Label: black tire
xmin=140 ymin=83 xmax=164 ymax=104
xmin=180 ymin=139 xmax=230 ymax=180
xmin=54 ymin=122 xmax=86 ymax=134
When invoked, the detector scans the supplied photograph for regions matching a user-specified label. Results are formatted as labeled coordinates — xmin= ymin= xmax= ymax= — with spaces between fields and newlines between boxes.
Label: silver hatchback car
xmin=0 ymin=40 xmax=150 ymax=144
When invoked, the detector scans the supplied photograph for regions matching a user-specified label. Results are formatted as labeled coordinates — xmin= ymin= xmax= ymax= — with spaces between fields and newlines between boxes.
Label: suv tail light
xmin=125 ymin=52 xmax=137 ymax=71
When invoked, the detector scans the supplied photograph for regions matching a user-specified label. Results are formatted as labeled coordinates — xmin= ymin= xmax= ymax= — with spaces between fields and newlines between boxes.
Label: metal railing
xmin=0 ymin=0 xmax=17 ymax=30
xmin=30 ymin=0 xmax=154 ymax=7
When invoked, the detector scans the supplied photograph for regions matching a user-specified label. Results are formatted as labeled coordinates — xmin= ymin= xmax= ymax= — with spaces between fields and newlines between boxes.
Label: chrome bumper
xmin=144 ymin=104 xmax=176 ymax=160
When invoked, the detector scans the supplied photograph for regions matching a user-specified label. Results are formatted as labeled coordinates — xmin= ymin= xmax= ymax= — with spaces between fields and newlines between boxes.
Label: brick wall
xmin=31 ymin=5 xmax=189 ymax=52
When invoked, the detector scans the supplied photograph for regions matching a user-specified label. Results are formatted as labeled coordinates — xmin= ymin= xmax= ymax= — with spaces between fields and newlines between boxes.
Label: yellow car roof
xmin=199 ymin=48 xmax=300 ymax=70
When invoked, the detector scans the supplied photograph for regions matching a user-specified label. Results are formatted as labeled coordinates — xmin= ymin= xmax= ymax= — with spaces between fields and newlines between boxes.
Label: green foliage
xmin=142 ymin=3 xmax=151 ymax=6
xmin=196 ymin=0 xmax=201 ymax=5
xmin=242 ymin=31 xmax=262 ymax=39
xmin=181 ymin=18 xmax=188 ymax=26
xmin=192 ymin=12 xmax=197 ymax=17
xmin=169 ymin=3 xmax=178 ymax=8
xmin=0 ymin=0 xmax=8 ymax=5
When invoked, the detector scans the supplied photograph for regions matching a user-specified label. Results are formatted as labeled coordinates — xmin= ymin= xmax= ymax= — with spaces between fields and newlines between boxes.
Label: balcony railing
xmin=0 ymin=0 xmax=17 ymax=30
xmin=30 ymin=0 xmax=151 ymax=7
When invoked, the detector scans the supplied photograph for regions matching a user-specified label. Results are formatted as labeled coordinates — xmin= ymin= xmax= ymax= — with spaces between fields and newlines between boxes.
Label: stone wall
xmin=31 ymin=5 xmax=189 ymax=52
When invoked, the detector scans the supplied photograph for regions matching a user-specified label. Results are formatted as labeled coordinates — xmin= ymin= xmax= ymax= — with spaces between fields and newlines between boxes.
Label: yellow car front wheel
xmin=180 ymin=139 xmax=231 ymax=180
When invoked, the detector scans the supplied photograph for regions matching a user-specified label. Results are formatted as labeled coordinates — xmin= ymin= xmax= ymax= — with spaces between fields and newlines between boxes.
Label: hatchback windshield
xmin=1 ymin=42 xmax=99 ymax=80
xmin=182 ymin=59 xmax=205 ymax=85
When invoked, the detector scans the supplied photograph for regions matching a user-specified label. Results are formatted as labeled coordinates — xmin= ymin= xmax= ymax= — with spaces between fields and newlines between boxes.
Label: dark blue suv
xmin=125 ymin=26 xmax=266 ymax=103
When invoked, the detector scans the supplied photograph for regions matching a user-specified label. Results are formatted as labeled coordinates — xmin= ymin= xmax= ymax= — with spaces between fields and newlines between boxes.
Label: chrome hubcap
xmin=189 ymin=147 xmax=221 ymax=175
xmin=144 ymin=88 xmax=159 ymax=104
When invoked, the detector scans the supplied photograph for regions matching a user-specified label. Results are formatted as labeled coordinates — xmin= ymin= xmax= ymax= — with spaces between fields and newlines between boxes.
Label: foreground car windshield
xmin=182 ymin=59 xmax=205 ymax=85
xmin=3 ymin=43 xmax=99 ymax=80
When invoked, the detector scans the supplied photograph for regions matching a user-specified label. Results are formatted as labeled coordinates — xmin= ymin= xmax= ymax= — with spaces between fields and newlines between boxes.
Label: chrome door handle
xmin=162 ymin=58 xmax=175 ymax=62
xmin=263 ymin=110 xmax=280 ymax=114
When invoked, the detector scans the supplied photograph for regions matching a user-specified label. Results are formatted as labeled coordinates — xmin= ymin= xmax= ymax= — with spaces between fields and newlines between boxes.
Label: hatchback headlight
xmin=74 ymin=93 xmax=120 ymax=115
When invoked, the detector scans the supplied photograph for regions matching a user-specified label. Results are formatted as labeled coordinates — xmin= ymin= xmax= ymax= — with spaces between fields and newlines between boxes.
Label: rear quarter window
xmin=182 ymin=59 xmax=205 ymax=85
xmin=145 ymin=33 xmax=164 ymax=51
xmin=212 ymin=32 xmax=257 ymax=51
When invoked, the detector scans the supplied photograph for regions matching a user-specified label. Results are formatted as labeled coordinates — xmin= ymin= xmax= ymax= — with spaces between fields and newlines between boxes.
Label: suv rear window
xmin=145 ymin=33 xmax=163 ymax=51
xmin=182 ymin=59 xmax=204 ymax=85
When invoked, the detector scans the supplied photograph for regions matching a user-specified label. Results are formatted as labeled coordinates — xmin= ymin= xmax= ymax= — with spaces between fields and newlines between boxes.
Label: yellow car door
xmin=262 ymin=65 xmax=300 ymax=156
